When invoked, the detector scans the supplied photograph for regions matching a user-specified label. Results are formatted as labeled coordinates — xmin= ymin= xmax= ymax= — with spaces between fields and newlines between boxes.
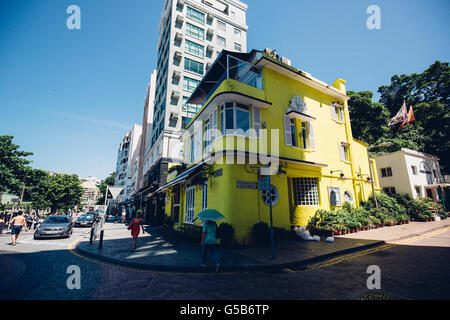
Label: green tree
xmin=347 ymin=91 xmax=390 ymax=146
xmin=0 ymin=136 xmax=33 ymax=194
xmin=32 ymin=174 xmax=84 ymax=213
xmin=97 ymin=172 xmax=116 ymax=204
xmin=378 ymin=61 xmax=450 ymax=172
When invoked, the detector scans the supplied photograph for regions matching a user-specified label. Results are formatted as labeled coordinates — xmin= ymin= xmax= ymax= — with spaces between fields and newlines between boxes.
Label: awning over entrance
xmin=154 ymin=162 xmax=207 ymax=194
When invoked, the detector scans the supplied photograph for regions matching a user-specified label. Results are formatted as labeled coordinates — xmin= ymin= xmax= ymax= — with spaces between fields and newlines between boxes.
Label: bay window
xmin=220 ymin=102 xmax=250 ymax=136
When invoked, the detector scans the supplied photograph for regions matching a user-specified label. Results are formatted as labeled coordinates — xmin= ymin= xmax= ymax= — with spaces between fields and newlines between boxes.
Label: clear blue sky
xmin=1 ymin=0 xmax=449 ymax=180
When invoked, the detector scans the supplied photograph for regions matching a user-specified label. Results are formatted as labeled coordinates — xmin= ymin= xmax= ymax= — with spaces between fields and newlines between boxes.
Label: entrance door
xmin=172 ymin=186 xmax=180 ymax=224
xmin=426 ymin=188 xmax=433 ymax=199
xmin=185 ymin=185 xmax=195 ymax=224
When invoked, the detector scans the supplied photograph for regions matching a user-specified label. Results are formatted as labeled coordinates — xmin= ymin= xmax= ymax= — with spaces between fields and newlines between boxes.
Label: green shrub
xmin=252 ymin=222 xmax=270 ymax=246
xmin=217 ymin=223 xmax=235 ymax=248
xmin=342 ymin=202 xmax=353 ymax=213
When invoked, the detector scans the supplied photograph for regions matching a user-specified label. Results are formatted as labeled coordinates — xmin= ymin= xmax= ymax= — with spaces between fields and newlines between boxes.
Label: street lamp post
xmin=366 ymin=142 xmax=393 ymax=208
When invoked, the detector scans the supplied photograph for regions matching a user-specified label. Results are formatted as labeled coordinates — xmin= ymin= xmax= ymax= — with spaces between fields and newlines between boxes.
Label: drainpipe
xmin=332 ymin=79 xmax=359 ymax=206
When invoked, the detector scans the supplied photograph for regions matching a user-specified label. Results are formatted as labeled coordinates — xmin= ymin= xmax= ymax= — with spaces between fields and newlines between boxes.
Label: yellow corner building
xmin=160 ymin=49 xmax=380 ymax=245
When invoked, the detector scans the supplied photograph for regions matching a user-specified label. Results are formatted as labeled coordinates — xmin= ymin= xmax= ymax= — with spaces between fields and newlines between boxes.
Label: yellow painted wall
xmin=166 ymin=56 xmax=381 ymax=245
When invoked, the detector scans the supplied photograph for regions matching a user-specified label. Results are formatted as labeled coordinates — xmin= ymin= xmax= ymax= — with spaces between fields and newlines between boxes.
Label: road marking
xmin=288 ymin=226 xmax=450 ymax=273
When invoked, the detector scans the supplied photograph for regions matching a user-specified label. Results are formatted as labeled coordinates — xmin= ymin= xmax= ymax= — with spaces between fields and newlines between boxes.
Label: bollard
xmin=99 ymin=230 xmax=104 ymax=249
xmin=90 ymin=227 xmax=94 ymax=244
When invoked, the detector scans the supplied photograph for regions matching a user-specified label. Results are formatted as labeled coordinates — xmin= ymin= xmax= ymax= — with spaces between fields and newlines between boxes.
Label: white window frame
xmin=185 ymin=185 xmax=196 ymax=224
xmin=216 ymin=35 xmax=226 ymax=47
xmin=339 ymin=143 xmax=350 ymax=162
xmin=234 ymin=42 xmax=242 ymax=52
xmin=185 ymin=22 xmax=205 ymax=40
xmin=331 ymin=103 xmax=345 ymax=123
xmin=284 ymin=116 xmax=315 ymax=151
xmin=187 ymin=6 xmax=205 ymax=24
xmin=252 ymin=107 xmax=261 ymax=138
xmin=292 ymin=177 xmax=319 ymax=206
xmin=328 ymin=186 xmax=342 ymax=206
xmin=201 ymin=181 xmax=208 ymax=211
xmin=185 ymin=39 xmax=204 ymax=58
xmin=217 ymin=20 xmax=226 ymax=31
xmin=220 ymin=102 xmax=250 ymax=137
xmin=234 ymin=27 xmax=241 ymax=37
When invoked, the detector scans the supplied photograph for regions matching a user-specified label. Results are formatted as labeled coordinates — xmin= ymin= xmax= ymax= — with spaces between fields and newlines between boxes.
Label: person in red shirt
xmin=127 ymin=210 xmax=145 ymax=250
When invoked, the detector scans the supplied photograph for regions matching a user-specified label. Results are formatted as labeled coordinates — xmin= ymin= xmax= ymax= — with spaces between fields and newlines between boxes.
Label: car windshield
xmin=45 ymin=216 xmax=69 ymax=224
xmin=78 ymin=215 xmax=93 ymax=220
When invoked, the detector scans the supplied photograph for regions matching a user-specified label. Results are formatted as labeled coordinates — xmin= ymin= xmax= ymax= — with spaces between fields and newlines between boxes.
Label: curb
xmin=74 ymin=239 xmax=386 ymax=273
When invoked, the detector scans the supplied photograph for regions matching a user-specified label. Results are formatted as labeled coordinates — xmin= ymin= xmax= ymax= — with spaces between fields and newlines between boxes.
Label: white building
xmin=114 ymin=124 xmax=142 ymax=201
xmin=138 ymin=70 xmax=157 ymax=190
xmin=374 ymin=148 xmax=449 ymax=202
xmin=144 ymin=0 xmax=249 ymax=189
xmin=80 ymin=176 xmax=101 ymax=205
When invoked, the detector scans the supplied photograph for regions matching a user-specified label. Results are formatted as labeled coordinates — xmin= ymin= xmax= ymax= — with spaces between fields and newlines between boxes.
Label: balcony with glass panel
xmin=187 ymin=50 xmax=265 ymax=109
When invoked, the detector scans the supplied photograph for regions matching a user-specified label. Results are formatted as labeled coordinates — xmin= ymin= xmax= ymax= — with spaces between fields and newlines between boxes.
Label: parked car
xmin=75 ymin=214 xmax=95 ymax=227
xmin=87 ymin=211 xmax=101 ymax=222
xmin=34 ymin=215 xmax=73 ymax=239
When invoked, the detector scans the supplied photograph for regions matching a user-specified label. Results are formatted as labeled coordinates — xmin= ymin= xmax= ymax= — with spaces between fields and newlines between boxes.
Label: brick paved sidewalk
xmin=75 ymin=221 xmax=382 ymax=272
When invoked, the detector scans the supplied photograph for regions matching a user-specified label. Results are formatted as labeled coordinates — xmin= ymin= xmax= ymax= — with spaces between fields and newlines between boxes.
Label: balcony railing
xmin=202 ymin=54 xmax=263 ymax=104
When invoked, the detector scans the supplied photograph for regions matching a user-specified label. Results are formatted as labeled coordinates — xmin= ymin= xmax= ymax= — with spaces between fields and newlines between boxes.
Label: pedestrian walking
xmin=33 ymin=215 xmax=40 ymax=230
xmin=114 ymin=208 xmax=118 ymax=224
xmin=0 ymin=214 xmax=5 ymax=235
xmin=9 ymin=211 xmax=28 ymax=246
xmin=121 ymin=208 xmax=126 ymax=223
xmin=26 ymin=214 xmax=33 ymax=230
xmin=200 ymin=220 xmax=221 ymax=272
xmin=127 ymin=210 xmax=145 ymax=250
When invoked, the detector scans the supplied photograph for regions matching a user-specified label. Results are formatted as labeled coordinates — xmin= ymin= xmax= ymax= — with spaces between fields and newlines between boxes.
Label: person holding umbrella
xmin=197 ymin=209 xmax=224 ymax=272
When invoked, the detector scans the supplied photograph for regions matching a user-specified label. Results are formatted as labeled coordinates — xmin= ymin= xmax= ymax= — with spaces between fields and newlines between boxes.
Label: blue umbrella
xmin=196 ymin=209 xmax=225 ymax=221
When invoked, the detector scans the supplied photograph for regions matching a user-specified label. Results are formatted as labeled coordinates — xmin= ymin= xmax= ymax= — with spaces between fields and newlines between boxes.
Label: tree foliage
xmin=348 ymin=61 xmax=449 ymax=172
xmin=0 ymin=136 xmax=33 ymax=193
xmin=32 ymin=174 xmax=84 ymax=213
xmin=97 ymin=172 xmax=116 ymax=204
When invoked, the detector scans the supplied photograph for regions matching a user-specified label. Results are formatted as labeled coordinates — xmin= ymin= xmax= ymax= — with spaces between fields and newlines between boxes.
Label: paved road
xmin=0 ymin=226 xmax=449 ymax=300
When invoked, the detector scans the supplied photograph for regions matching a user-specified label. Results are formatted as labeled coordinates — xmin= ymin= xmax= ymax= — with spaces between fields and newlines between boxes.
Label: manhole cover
xmin=357 ymin=291 xmax=398 ymax=300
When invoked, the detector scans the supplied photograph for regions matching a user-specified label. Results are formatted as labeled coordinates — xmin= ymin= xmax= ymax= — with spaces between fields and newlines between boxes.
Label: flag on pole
xmin=399 ymin=106 xmax=415 ymax=128
xmin=388 ymin=101 xmax=408 ymax=127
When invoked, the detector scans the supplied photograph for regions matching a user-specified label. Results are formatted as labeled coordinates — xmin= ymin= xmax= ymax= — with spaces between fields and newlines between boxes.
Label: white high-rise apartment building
xmin=145 ymin=0 xmax=248 ymax=188
xmin=114 ymin=124 xmax=142 ymax=201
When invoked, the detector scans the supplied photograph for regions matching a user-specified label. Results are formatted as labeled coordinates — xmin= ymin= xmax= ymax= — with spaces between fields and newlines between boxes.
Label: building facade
xmin=114 ymin=124 xmax=142 ymax=203
xmin=374 ymin=148 xmax=449 ymax=202
xmin=161 ymin=49 xmax=380 ymax=244
xmin=139 ymin=0 xmax=249 ymax=223
xmin=80 ymin=176 xmax=101 ymax=206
